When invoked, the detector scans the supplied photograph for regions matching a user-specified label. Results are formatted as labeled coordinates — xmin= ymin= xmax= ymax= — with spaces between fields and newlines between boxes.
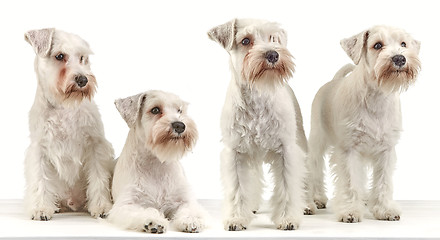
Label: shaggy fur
xmin=208 ymin=18 xmax=308 ymax=231
xmin=306 ymin=25 xmax=421 ymax=222
xmin=108 ymin=90 xmax=206 ymax=234
xmin=24 ymin=28 xmax=115 ymax=221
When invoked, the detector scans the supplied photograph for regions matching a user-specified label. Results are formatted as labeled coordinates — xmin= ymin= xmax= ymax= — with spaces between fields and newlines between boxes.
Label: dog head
xmin=208 ymin=18 xmax=295 ymax=91
xmin=115 ymin=90 xmax=198 ymax=163
xmin=25 ymin=28 xmax=97 ymax=106
xmin=341 ymin=25 xmax=421 ymax=93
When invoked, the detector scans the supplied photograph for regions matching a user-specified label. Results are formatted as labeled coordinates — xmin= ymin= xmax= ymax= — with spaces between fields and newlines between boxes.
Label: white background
xmin=0 ymin=0 xmax=438 ymax=201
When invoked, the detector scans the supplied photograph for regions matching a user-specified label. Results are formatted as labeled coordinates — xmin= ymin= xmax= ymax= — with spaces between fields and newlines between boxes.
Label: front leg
xmin=221 ymin=148 xmax=262 ymax=231
xmin=331 ymin=148 xmax=367 ymax=223
xmin=108 ymin=198 xmax=168 ymax=233
xmin=369 ymin=148 xmax=401 ymax=221
xmin=172 ymin=202 xmax=206 ymax=233
xmin=84 ymin=138 xmax=115 ymax=218
xmin=270 ymin=145 xmax=306 ymax=230
xmin=24 ymin=144 xmax=59 ymax=221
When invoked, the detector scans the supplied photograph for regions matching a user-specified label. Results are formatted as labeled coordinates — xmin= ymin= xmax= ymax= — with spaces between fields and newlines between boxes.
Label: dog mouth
xmin=63 ymin=82 xmax=96 ymax=100
xmin=170 ymin=133 xmax=185 ymax=140
xmin=56 ymin=72 xmax=97 ymax=103
xmin=242 ymin=48 xmax=295 ymax=85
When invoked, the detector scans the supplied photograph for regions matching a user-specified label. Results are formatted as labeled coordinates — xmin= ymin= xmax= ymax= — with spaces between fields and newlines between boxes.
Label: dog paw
xmin=224 ymin=217 xmax=249 ymax=231
xmin=304 ymin=202 xmax=317 ymax=215
xmin=276 ymin=217 xmax=300 ymax=230
xmin=31 ymin=209 xmax=54 ymax=221
xmin=372 ymin=207 xmax=401 ymax=221
xmin=144 ymin=221 xmax=167 ymax=234
xmin=174 ymin=216 xmax=204 ymax=233
xmin=88 ymin=202 xmax=112 ymax=219
xmin=339 ymin=212 xmax=361 ymax=223
xmin=314 ymin=200 xmax=327 ymax=209
xmin=303 ymin=207 xmax=315 ymax=215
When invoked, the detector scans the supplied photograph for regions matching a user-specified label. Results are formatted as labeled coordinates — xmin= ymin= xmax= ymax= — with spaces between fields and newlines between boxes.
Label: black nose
xmin=75 ymin=75 xmax=88 ymax=88
xmin=392 ymin=55 xmax=406 ymax=67
xmin=265 ymin=50 xmax=279 ymax=64
xmin=172 ymin=121 xmax=186 ymax=134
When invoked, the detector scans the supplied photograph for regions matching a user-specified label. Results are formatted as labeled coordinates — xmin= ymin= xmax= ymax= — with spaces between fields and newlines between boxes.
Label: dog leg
xmin=331 ymin=148 xmax=366 ymax=223
xmin=221 ymin=148 xmax=259 ymax=231
xmin=24 ymin=144 xmax=59 ymax=221
xmin=84 ymin=138 xmax=114 ymax=218
xmin=270 ymin=146 xmax=305 ymax=230
xmin=108 ymin=200 xmax=168 ymax=233
xmin=369 ymin=148 xmax=401 ymax=221
xmin=307 ymin=126 xmax=329 ymax=210
xmin=172 ymin=202 xmax=206 ymax=233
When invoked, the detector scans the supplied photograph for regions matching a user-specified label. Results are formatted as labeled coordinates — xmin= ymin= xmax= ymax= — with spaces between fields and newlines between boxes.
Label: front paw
xmin=314 ymin=199 xmax=327 ymax=209
xmin=88 ymin=201 xmax=112 ymax=218
xmin=338 ymin=212 xmax=362 ymax=223
xmin=304 ymin=202 xmax=317 ymax=215
xmin=174 ymin=216 xmax=205 ymax=233
xmin=372 ymin=206 xmax=401 ymax=221
xmin=276 ymin=217 xmax=300 ymax=230
xmin=144 ymin=220 xmax=167 ymax=234
xmin=31 ymin=209 xmax=55 ymax=221
xmin=224 ymin=217 xmax=249 ymax=231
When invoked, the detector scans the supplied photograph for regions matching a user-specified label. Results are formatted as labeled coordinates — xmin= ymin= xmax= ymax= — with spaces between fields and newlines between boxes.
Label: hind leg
xmin=307 ymin=124 xmax=329 ymax=210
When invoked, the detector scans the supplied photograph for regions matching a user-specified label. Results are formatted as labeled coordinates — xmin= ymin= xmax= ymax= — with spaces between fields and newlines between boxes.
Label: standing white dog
xmin=208 ymin=19 xmax=308 ymax=231
xmin=24 ymin=28 xmax=115 ymax=220
xmin=307 ymin=26 xmax=421 ymax=222
xmin=108 ymin=90 xmax=206 ymax=234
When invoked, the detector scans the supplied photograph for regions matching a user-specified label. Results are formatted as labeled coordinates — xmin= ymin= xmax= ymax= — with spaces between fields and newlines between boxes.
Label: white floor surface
xmin=1 ymin=199 xmax=439 ymax=239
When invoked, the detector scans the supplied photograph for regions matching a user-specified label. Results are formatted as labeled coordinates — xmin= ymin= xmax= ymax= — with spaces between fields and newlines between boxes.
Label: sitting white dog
xmin=24 ymin=28 xmax=114 ymax=221
xmin=108 ymin=90 xmax=206 ymax=233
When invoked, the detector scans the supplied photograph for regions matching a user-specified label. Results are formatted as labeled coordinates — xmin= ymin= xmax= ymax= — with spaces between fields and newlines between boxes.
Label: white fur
xmin=24 ymin=28 xmax=115 ymax=221
xmin=307 ymin=26 xmax=421 ymax=222
xmin=208 ymin=19 xmax=308 ymax=230
xmin=108 ymin=90 xmax=206 ymax=234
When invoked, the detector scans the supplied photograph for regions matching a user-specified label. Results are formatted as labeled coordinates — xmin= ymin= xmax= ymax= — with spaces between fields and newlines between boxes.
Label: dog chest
xmin=229 ymin=92 xmax=284 ymax=152
xmin=39 ymin=106 xmax=98 ymax=169
xmin=344 ymin=106 xmax=401 ymax=155
xmin=133 ymin=159 xmax=188 ymax=208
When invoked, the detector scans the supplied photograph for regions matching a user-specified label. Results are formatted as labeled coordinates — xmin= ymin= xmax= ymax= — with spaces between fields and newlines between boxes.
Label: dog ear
xmin=340 ymin=30 xmax=370 ymax=65
xmin=114 ymin=92 xmax=147 ymax=128
xmin=278 ymin=29 xmax=288 ymax=45
xmin=207 ymin=19 xmax=236 ymax=51
xmin=25 ymin=28 xmax=55 ymax=57
xmin=413 ymin=39 xmax=421 ymax=54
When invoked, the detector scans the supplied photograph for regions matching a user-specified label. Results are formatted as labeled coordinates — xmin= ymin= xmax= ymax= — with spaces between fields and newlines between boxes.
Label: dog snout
xmin=392 ymin=55 xmax=406 ymax=68
xmin=75 ymin=75 xmax=88 ymax=88
xmin=172 ymin=121 xmax=186 ymax=134
xmin=265 ymin=50 xmax=279 ymax=64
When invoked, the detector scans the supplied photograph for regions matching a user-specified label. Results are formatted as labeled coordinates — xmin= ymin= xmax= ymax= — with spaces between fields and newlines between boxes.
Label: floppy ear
xmin=207 ymin=19 xmax=236 ymax=51
xmin=114 ymin=92 xmax=148 ymax=128
xmin=413 ymin=39 xmax=421 ymax=54
xmin=24 ymin=28 xmax=55 ymax=57
xmin=278 ymin=29 xmax=288 ymax=46
xmin=340 ymin=30 xmax=369 ymax=65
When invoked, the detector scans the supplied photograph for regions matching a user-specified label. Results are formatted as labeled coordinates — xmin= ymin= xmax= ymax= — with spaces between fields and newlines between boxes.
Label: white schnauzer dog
xmin=307 ymin=26 xmax=421 ymax=222
xmin=108 ymin=90 xmax=206 ymax=234
xmin=24 ymin=28 xmax=115 ymax=221
xmin=208 ymin=19 xmax=308 ymax=231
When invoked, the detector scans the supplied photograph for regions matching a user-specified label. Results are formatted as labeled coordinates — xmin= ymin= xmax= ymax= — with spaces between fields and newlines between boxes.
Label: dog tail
xmin=333 ymin=63 xmax=355 ymax=80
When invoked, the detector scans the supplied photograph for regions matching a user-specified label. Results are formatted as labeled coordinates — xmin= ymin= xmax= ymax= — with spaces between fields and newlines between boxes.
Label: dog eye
xmin=374 ymin=42 xmax=383 ymax=50
xmin=401 ymin=42 xmax=406 ymax=47
xmin=151 ymin=107 xmax=161 ymax=115
xmin=80 ymin=56 xmax=84 ymax=63
xmin=177 ymin=109 xmax=182 ymax=114
xmin=55 ymin=53 xmax=65 ymax=61
xmin=241 ymin=38 xmax=250 ymax=46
